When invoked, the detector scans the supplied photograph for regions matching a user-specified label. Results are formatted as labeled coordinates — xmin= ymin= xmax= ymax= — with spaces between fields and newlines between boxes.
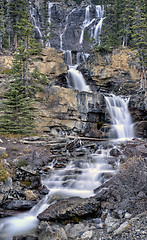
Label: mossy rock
xmin=97 ymin=121 xmax=103 ymax=129
xmin=16 ymin=159 xmax=28 ymax=168
xmin=0 ymin=164 xmax=8 ymax=182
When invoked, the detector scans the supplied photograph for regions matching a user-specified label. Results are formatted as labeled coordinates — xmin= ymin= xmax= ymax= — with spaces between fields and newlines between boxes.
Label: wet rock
xmin=0 ymin=208 xmax=21 ymax=217
xmin=24 ymin=190 xmax=38 ymax=201
xmin=1 ymin=200 xmax=37 ymax=210
xmin=38 ymin=196 xmax=101 ymax=221
xmin=136 ymin=144 xmax=147 ymax=156
xmin=65 ymin=138 xmax=82 ymax=152
xmin=134 ymin=121 xmax=147 ymax=138
xmin=110 ymin=148 xmax=121 ymax=157
xmin=39 ymin=185 xmax=49 ymax=195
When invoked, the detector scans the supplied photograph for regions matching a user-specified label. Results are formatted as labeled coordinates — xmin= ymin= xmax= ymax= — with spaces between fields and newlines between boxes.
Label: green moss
xmin=20 ymin=180 xmax=31 ymax=186
xmin=16 ymin=159 xmax=28 ymax=168
xmin=97 ymin=121 xmax=103 ymax=130
xmin=0 ymin=165 xmax=8 ymax=182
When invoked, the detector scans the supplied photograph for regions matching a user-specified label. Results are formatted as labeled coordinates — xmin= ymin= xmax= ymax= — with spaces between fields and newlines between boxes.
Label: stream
xmin=0 ymin=94 xmax=134 ymax=240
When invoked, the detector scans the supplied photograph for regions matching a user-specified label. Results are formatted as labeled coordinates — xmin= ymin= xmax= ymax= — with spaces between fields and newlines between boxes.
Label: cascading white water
xmin=46 ymin=2 xmax=54 ymax=47
xmin=0 ymin=146 xmax=115 ymax=239
xmin=105 ymin=94 xmax=134 ymax=140
xmin=79 ymin=5 xmax=95 ymax=45
xmin=29 ymin=3 xmax=42 ymax=41
xmin=65 ymin=50 xmax=73 ymax=66
xmin=42 ymin=147 xmax=115 ymax=198
xmin=65 ymin=50 xmax=90 ymax=91
xmin=93 ymin=5 xmax=104 ymax=44
xmin=60 ymin=8 xmax=76 ymax=50
xmin=67 ymin=65 xmax=90 ymax=91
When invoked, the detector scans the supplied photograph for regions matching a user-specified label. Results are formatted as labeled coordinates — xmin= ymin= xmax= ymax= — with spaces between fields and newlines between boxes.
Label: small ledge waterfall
xmin=67 ymin=66 xmax=91 ymax=92
xmin=66 ymin=50 xmax=91 ymax=91
xmin=105 ymin=95 xmax=134 ymax=140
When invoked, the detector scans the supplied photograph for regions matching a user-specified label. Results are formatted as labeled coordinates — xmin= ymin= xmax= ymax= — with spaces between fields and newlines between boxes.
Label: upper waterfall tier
xmin=31 ymin=1 xmax=104 ymax=52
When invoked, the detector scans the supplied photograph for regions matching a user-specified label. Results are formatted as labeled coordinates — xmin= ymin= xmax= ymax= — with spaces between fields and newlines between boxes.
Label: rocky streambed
xmin=0 ymin=135 xmax=147 ymax=239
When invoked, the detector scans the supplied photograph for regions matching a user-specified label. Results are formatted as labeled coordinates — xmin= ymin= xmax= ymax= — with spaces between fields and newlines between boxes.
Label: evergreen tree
xmin=0 ymin=77 xmax=35 ymax=134
xmin=8 ymin=0 xmax=30 ymax=50
xmin=100 ymin=0 xmax=121 ymax=49
xmin=119 ymin=0 xmax=134 ymax=47
xmin=131 ymin=0 xmax=147 ymax=88
xmin=0 ymin=0 xmax=5 ymax=49
xmin=0 ymin=1 xmax=41 ymax=135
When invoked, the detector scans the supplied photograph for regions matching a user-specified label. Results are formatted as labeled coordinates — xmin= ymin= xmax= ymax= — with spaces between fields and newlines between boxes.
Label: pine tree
xmin=131 ymin=0 xmax=147 ymax=88
xmin=0 ymin=78 xmax=35 ymax=134
xmin=8 ymin=0 xmax=30 ymax=50
xmin=120 ymin=0 xmax=135 ymax=47
xmin=0 ymin=0 xmax=5 ymax=49
xmin=100 ymin=0 xmax=121 ymax=49
xmin=0 ymin=1 xmax=41 ymax=135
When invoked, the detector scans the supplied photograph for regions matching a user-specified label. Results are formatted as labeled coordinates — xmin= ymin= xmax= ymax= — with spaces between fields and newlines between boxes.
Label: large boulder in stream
xmin=38 ymin=196 xmax=101 ymax=221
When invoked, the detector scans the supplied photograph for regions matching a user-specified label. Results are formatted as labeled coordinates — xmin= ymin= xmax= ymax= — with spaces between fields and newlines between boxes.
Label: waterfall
xmin=60 ymin=8 xmax=76 ymax=50
xmin=29 ymin=3 xmax=42 ymax=41
xmin=105 ymin=95 xmax=134 ymax=140
xmin=46 ymin=2 xmax=54 ymax=47
xmin=67 ymin=65 xmax=90 ymax=91
xmin=0 ymin=146 xmax=115 ymax=239
xmin=65 ymin=50 xmax=73 ymax=66
xmin=79 ymin=5 xmax=95 ymax=45
xmin=93 ymin=5 xmax=104 ymax=44
xmin=64 ymin=50 xmax=90 ymax=92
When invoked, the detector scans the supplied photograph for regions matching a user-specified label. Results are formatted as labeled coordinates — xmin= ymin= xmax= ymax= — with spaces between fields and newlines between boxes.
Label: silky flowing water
xmin=105 ymin=94 xmax=134 ymax=140
xmin=0 ymin=94 xmax=135 ymax=239
xmin=0 ymin=3 xmax=135 ymax=239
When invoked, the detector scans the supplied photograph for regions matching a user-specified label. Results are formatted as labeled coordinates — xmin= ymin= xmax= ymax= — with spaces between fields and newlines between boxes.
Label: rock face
xmin=86 ymin=48 xmax=140 ymax=93
xmin=31 ymin=48 xmax=67 ymax=79
xmin=31 ymin=0 xmax=100 ymax=52
xmin=35 ymin=86 xmax=106 ymax=137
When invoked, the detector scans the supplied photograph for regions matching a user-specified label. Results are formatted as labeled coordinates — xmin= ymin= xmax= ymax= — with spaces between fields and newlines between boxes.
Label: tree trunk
xmin=13 ymin=28 xmax=17 ymax=50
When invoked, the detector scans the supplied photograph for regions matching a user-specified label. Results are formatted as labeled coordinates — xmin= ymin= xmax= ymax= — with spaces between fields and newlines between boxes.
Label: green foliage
xmin=98 ymin=0 xmax=147 ymax=86
xmin=0 ymin=1 xmax=42 ymax=135
xmin=0 ymin=80 xmax=35 ymax=134
xmin=0 ymin=164 xmax=8 ymax=182
xmin=16 ymin=159 xmax=28 ymax=168
xmin=93 ymin=44 xmax=113 ymax=53
xmin=0 ymin=152 xmax=8 ymax=182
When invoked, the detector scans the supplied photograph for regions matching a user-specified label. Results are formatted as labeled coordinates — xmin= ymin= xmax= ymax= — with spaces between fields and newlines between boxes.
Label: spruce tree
xmin=131 ymin=0 xmax=147 ymax=88
xmin=0 ymin=0 xmax=5 ymax=49
xmin=100 ymin=0 xmax=121 ymax=49
xmin=8 ymin=0 xmax=30 ymax=50
xmin=0 ymin=1 xmax=41 ymax=135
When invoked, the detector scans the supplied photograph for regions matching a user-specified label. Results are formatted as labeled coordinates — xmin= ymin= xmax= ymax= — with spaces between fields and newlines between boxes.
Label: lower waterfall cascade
xmin=105 ymin=95 xmax=134 ymax=140
xmin=0 ymin=94 xmax=135 ymax=239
